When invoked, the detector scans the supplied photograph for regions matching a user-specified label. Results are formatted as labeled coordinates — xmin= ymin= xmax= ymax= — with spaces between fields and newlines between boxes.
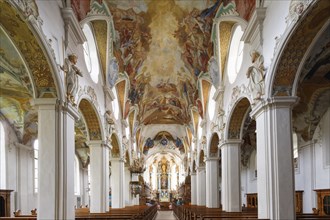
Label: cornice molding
xmin=61 ymin=7 xmax=86 ymax=48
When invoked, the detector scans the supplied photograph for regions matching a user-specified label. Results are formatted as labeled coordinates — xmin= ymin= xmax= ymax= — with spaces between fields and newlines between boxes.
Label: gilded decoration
xmin=75 ymin=115 xmax=90 ymax=168
xmin=110 ymin=134 xmax=120 ymax=158
xmin=273 ymin=0 xmax=330 ymax=96
xmin=115 ymin=80 xmax=127 ymax=118
xmin=292 ymin=25 xmax=330 ymax=141
xmin=106 ymin=0 xmax=220 ymax=125
xmin=241 ymin=116 xmax=256 ymax=167
xmin=219 ymin=22 xmax=234 ymax=75
xmin=210 ymin=133 xmax=219 ymax=156
xmin=0 ymin=25 xmax=38 ymax=146
xmin=91 ymin=20 xmax=108 ymax=80
xmin=201 ymin=79 xmax=211 ymax=116
xmin=129 ymin=158 xmax=146 ymax=173
xmin=228 ymin=98 xmax=250 ymax=139
xmin=78 ymin=99 xmax=102 ymax=140
xmin=0 ymin=1 xmax=56 ymax=97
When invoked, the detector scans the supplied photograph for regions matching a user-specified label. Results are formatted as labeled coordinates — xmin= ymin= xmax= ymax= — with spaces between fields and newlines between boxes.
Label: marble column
xmin=220 ymin=140 xmax=241 ymax=212
xmin=31 ymin=98 xmax=79 ymax=220
xmin=206 ymin=157 xmax=219 ymax=208
xmin=196 ymin=167 xmax=206 ymax=206
xmin=89 ymin=141 xmax=110 ymax=213
xmin=190 ymin=172 xmax=197 ymax=205
xmin=110 ymin=157 xmax=125 ymax=208
xmin=250 ymin=97 xmax=297 ymax=220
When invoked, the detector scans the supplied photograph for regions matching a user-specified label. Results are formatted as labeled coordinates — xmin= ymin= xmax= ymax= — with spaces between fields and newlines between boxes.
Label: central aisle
xmin=155 ymin=211 xmax=177 ymax=220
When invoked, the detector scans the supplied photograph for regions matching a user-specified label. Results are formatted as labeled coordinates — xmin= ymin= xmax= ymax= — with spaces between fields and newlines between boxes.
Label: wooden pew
xmin=75 ymin=204 xmax=157 ymax=220
xmin=173 ymin=204 xmax=258 ymax=220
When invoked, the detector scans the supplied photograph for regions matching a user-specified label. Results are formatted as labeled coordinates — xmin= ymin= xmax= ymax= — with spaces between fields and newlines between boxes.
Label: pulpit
xmin=0 ymin=190 xmax=13 ymax=217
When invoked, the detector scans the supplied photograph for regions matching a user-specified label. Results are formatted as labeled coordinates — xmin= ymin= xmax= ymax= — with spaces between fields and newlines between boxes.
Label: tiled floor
xmin=155 ymin=211 xmax=177 ymax=220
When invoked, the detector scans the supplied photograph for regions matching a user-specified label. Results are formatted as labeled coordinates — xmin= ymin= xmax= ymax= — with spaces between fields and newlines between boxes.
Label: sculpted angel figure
xmin=61 ymin=54 xmax=83 ymax=105
xmin=105 ymin=110 xmax=114 ymax=140
xmin=246 ymin=50 xmax=265 ymax=101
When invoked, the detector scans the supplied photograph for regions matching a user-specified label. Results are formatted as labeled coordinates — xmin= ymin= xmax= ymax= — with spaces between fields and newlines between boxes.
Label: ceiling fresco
xmin=106 ymin=0 xmax=220 ymax=125
xmin=0 ymin=26 xmax=37 ymax=145
xmin=0 ymin=1 xmax=56 ymax=96
xmin=293 ymin=25 xmax=330 ymax=141
xmin=67 ymin=0 xmax=258 ymax=158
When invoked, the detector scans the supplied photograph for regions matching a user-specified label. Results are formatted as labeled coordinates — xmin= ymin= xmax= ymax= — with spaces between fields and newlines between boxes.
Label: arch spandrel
xmin=227 ymin=98 xmax=251 ymax=139
xmin=209 ymin=133 xmax=220 ymax=157
xmin=271 ymin=0 xmax=330 ymax=97
xmin=78 ymin=99 xmax=102 ymax=141
xmin=0 ymin=1 xmax=58 ymax=98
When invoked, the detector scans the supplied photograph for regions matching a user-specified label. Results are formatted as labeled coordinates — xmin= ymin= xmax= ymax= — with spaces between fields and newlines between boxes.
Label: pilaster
xmin=110 ymin=157 xmax=125 ymax=208
xmin=205 ymin=157 xmax=219 ymax=208
xmin=89 ymin=141 xmax=110 ymax=213
xmin=196 ymin=166 xmax=206 ymax=206
xmin=190 ymin=172 xmax=197 ymax=205
xmin=220 ymin=140 xmax=241 ymax=212
xmin=250 ymin=97 xmax=298 ymax=219
xmin=31 ymin=98 xmax=79 ymax=220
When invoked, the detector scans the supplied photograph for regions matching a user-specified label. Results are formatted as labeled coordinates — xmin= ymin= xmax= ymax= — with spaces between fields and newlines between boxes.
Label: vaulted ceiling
xmin=72 ymin=0 xmax=256 ymax=159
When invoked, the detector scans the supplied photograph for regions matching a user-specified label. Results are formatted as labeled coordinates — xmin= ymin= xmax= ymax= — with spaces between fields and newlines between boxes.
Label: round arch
xmin=209 ymin=133 xmax=220 ymax=157
xmin=192 ymin=160 xmax=197 ymax=173
xmin=110 ymin=133 xmax=121 ymax=158
xmin=212 ymin=15 xmax=248 ymax=85
xmin=267 ymin=0 xmax=330 ymax=97
xmin=226 ymin=97 xmax=252 ymax=140
xmin=198 ymin=149 xmax=205 ymax=167
xmin=78 ymin=98 xmax=103 ymax=141
xmin=125 ymin=150 xmax=130 ymax=167
xmin=0 ymin=1 xmax=64 ymax=100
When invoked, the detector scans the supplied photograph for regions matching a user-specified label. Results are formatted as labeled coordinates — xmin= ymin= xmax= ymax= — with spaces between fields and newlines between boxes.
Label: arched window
xmin=87 ymin=164 xmax=91 ymax=196
xmin=82 ymin=24 xmax=100 ymax=83
xmin=112 ymin=87 xmax=120 ymax=120
xmin=293 ymin=132 xmax=298 ymax=159
xmin=227 ymin=24 xmax=244 ymax=84
xmin=207 ymin=85 xmax=216 ymax=120
xmin=0 ymin=122 xmax=6 ymax=188
xmin=198 ymin=117 xmax=203 ymax=141
xmin=74 ymin=155 xmax=80 ymax=195
xmin=250 ymin=150 xmax=257 ymax=180
xmin=34 ymin=139 xmax=39 ymax=193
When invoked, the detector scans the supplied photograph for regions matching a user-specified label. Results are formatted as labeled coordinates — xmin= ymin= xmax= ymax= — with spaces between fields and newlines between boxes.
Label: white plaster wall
xmin=17 ymin=147 xmax=36 ymax=214
xmin=36 ymin=0 xmax=65 ymax=79
xmin=294 ymin=149 xmax=305 ymax=191
xmin=124 ymin=167 xmax=131 ymax=206
xmin=36 ymin=0 xmax=106 ymax=121
xmin=240 ymin=152 xmax=257 ymax=206
xmin=1 ymin=120 xmax=18 ymax=216
xmin=293 ymin=108 xmax=330 ymax=213
xmin=314 ymin=108 xmax=330 ymax=189
xmin=262 ymin=0 xmax=290 ymax=68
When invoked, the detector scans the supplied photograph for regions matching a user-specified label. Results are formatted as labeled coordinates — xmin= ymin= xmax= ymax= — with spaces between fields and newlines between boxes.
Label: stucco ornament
xmin=246 ymin=50 xmax=265 ymax=102
xmin=105 ymin=110 xmax=115 ymax=140
xmin=208 ymin=56 xmax=220 ymax=88
xmin=286 ymin=0 xmax=312 ymax=25
xmin=61 ymin=54 xmax=83 ymax=106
